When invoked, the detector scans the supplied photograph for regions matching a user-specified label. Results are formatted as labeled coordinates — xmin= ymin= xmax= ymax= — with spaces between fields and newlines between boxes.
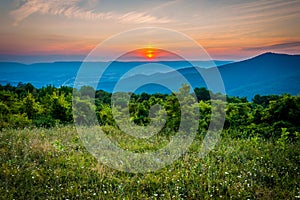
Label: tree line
xmin=0 ymin=82 xmax=299 ymax=140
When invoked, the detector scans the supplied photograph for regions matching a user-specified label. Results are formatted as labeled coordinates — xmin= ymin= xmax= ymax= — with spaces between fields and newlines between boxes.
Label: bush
xmin=33 ymin=115 xmax=57 ymax=128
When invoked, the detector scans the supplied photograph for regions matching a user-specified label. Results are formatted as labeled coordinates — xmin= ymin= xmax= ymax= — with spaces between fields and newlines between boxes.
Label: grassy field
xmin=0 ymin=126 xmax=299 ymax=199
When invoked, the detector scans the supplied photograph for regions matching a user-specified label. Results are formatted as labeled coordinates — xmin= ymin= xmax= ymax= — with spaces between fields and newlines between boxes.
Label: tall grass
xmin=0 ymin=126 xmax=299 ymax=199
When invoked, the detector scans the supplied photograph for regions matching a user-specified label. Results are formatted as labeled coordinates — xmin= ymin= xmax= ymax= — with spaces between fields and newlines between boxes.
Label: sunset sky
xmin=0 ymin=0 xmax=300 ymax=63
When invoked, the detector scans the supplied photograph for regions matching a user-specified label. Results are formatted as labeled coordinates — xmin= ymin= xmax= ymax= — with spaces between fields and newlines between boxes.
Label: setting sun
xmin=120 ymin=48 xmax=181 ymax=61
xmin=146 ymin=53 xmax=153 ymax=58
xmin=146 ymin=49 xmax=154 ymax=59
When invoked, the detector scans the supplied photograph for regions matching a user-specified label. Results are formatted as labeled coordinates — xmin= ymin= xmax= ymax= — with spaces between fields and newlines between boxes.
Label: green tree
xmin=263 ymin=95 xmax=300 ymax=138
xmin=97 ymin=104 xmax=115 ymax=126
xmin=21 ymin=93 xmax=41 ymax=119
xmin=50 ymin=92 xmax=72 ymax=123
xmin=80 ymin=86 xmax=95 ymax=98
xmin=194 ymin=87 xmax=210 ymax=101
xmin=225 ymin=102 xmax=252 ymax=129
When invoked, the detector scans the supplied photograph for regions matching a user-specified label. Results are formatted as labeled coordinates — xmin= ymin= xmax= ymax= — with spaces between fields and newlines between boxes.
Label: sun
xmin=146 ymin=52 xmax=153 ymax=58
xmin=145 ymin=49 xmax=154 ymax=59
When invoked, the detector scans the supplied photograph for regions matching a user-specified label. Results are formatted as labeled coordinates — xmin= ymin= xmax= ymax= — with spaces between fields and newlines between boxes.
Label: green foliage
xmin=32 ymin=115 xmax=57 ymax=128
xmin=164 ymin=94 xmax=180 ymax=132
xmin=0 ymin=83 xmax=299 ymax=142
xmin=73 ymin=97 xmax=97 ymax=126
xmin=198 ymin=100 xmax=211 ymax=130
xmin=0 ymin=85 xmax=75 ymax=129
xmin=0 ymin=83 xmax=299 ymax=198
xmin=264 ymin=95 xmax=300 ymax=133
xmin=97 ymin=104 xmax=115 ymax=126
xmin=20 ymin=93 xmax=41 ymax=119
xmin=0 ymin=126 xmax=299 ymax=199
xmin=79 ymin=85 xmax=95 ymax=98
xmin=276 ymin=128 xmax=295 ymax=150
xmin=95 ymin=89 xmax=111 ymax=104
xmin=194 ymin=87 xmax=210 ymax=101
xmin=8 ymin=113 xmax=32 ymax=128
xmin=225 ymin=102 xmax=252 ymax=129
xmin=50 ymin=92 xmax=72 ymax=123
xmin=252 ymin=94 xmax=280 ymax=107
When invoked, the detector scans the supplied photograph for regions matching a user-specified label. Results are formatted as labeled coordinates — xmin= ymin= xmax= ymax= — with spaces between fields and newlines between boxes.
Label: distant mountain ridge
xmin=217 ymin=52 xmax=300 ymax=98
xmin=0 ymin=52 xmax=299 ymax=99
xmin=121 ymin=52 xmax=300 ymax=99
xmin=0 ymin=60 xmax=231 ymax=87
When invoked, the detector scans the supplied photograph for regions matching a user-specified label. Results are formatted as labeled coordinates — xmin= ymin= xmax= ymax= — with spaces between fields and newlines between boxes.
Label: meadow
xmin=0 ymin=83 xmax=299 ymax=199
xmin=0 ymin=125 xmax=299 ymax=199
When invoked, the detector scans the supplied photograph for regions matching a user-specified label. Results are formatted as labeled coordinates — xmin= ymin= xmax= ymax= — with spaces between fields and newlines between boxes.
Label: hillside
xmin=0 ymin=60 xmax=231 ymax=88
xmin=218 ymin=52 xmax=300 ymax=98
xmin=123 ymin=52 xmax=300 ymax=99
xmin=0 ymin=53 xmax=299 ymax=99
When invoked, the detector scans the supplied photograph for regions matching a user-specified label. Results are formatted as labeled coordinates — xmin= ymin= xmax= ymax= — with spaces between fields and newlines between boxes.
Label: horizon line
xmin=0 ymin=51 xmax=299 ymax=64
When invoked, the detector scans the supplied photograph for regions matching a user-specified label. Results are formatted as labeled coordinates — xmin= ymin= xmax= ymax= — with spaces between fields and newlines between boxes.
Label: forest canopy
xmin=0 ymin=82 xmax=299 ymax=140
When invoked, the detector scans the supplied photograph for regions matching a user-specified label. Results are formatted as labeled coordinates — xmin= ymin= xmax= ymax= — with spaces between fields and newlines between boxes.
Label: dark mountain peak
xmin=256 ymin=52 xmax=289 ymax=58
xmin=260 ymin=52 xmax=278 ymax=56
xmin=251 ymin=52 xmax=300 ymax=61
xmin=217 ymin=52 xmax=300 ymax=70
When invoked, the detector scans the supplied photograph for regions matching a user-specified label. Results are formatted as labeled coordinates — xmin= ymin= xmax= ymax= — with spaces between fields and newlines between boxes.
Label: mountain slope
xmin=0 ymin=53 xmax=299 ymax=99
xmin=0 ymin=60 xmax=231 ymax=88
xmin=215 ymin=52 xmax=300 ymax=98
xmin=122 ymin=52 xmax=300 ymax=99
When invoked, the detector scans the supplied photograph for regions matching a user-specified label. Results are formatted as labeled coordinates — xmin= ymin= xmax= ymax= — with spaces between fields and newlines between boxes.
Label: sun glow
xmin=116 ymin=48 xmax=182 ymax=61
xmin=146 ymin=53 xmax=153 ymax=58
xmin=145 ymin=49 xmax=154 ymax=59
